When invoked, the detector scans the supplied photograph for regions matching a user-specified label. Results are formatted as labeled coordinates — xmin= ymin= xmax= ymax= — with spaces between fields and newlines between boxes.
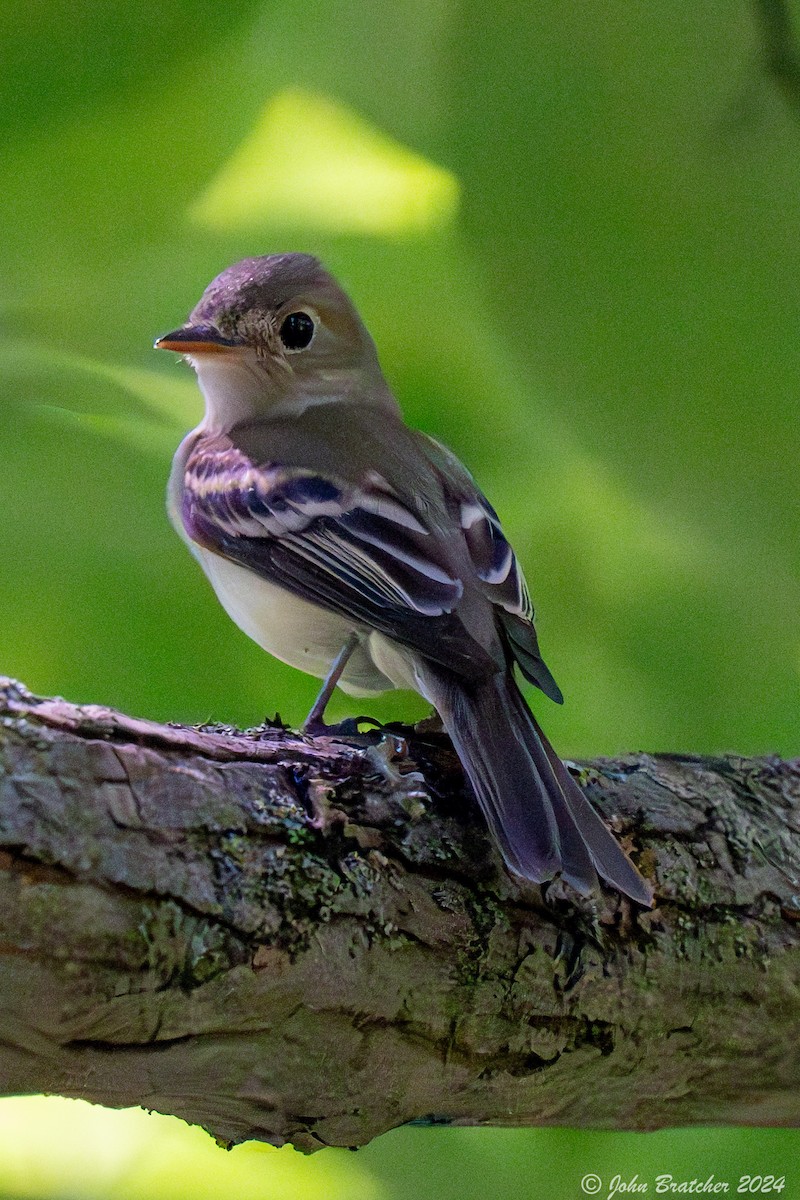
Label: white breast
xmin=194 ymin=547 xmax=392 ymax=697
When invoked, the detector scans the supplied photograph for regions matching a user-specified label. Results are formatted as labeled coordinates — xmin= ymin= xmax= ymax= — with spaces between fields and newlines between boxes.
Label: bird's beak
xmin=154 ymin=325 xmax=243 ymax=355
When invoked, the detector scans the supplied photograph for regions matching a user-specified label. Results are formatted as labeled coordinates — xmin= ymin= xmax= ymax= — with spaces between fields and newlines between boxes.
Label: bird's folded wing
xmin=417 ymin=433 xmax=563 ymax=703
xmin=181 ymin=438 xmax=499 ymax=678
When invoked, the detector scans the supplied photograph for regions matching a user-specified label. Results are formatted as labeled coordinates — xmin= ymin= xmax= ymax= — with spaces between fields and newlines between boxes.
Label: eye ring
xmin=279 ymin=311 xmax=316 ymax=352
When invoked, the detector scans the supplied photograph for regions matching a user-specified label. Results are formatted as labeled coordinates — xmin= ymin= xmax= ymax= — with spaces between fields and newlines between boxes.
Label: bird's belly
xmin=195 ymin=548 xmax=392 ymax=695
xmin=197 ymin=547 xmax=349 ymax=675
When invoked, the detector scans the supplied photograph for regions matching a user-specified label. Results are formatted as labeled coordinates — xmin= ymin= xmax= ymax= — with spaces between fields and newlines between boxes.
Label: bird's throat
xmin=191 ymin=355 xmax=401 ymax=433
xmin=191 ymin=355 xmax=278 ymax=432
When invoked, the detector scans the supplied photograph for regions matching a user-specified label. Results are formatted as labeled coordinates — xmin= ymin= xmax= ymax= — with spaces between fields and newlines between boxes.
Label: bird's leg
xmin=302 ymin=633 xmax=359 ymax=735
xmin=302 ymin=635 xmax=426 ymax=794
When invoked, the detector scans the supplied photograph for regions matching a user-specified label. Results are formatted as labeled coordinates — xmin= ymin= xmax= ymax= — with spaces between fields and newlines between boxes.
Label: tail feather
xmin=532 ymin=714 xmax=654 ymax=906
xmin=418 ymin=666 xmax=652 ymax=906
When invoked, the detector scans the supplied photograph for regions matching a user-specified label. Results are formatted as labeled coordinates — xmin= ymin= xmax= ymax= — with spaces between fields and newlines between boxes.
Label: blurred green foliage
xmin=1 ymin=0 xmax=799 ymax=1195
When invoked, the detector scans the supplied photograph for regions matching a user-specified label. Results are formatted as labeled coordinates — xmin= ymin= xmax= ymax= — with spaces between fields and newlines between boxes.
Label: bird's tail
xmin=417 ymin=666 xmax=652 ymax=905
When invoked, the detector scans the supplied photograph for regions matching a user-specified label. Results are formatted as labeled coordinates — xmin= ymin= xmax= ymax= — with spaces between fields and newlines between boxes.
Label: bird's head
xmin=155 ymin=253 xmax=392 ymax=427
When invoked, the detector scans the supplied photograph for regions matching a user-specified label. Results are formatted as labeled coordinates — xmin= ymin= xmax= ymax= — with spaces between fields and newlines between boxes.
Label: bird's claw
xmin=302 ymin=714 xmax=383 ymax=738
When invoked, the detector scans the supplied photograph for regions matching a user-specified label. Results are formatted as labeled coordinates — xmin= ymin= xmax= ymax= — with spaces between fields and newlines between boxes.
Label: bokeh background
xmin=2 ymin=0 xmax=799 ymax=1196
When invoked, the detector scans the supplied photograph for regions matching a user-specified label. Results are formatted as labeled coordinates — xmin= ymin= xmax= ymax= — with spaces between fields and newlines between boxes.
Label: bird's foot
xmin=302 ymin=715 xmax=427 ymax=798
xmin=301 ymin=714 xmax=384 ymax=739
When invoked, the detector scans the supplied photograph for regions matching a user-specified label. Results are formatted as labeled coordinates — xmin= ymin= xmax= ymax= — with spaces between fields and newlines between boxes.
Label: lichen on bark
xmin=0 ymin=677 xmax=798 ymax=1150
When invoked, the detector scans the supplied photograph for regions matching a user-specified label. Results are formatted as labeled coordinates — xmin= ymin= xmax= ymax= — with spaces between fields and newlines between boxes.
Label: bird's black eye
xmin=279 ymin=311 xmax=315 ymax=351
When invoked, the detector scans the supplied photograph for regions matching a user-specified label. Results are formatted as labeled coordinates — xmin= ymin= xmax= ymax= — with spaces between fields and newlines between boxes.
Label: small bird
xmin=156 ymin=253 xmax=652 ymax=905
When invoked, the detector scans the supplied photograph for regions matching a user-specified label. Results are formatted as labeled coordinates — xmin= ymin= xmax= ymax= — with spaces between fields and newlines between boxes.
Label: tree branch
xmin=0 ymin=676 xmax=798 ymax=1150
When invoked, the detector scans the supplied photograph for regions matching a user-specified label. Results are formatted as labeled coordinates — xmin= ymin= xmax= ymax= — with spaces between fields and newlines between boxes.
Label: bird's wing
xmin=416 ymin=433 xmax=564 ymax=703
xmin=181 ymin=436 xmax=500 ymax=679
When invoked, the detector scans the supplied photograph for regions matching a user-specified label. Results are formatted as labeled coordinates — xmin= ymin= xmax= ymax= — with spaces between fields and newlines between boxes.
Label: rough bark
xmin=0 ymin=676 xmax=798 ymax=1150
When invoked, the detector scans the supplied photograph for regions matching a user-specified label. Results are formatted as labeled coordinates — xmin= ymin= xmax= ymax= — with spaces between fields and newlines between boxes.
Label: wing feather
xmin=416 ymin=432 xmax=563 ymax=703
xmin=181 ymin=438 xmax=496 ymax=679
